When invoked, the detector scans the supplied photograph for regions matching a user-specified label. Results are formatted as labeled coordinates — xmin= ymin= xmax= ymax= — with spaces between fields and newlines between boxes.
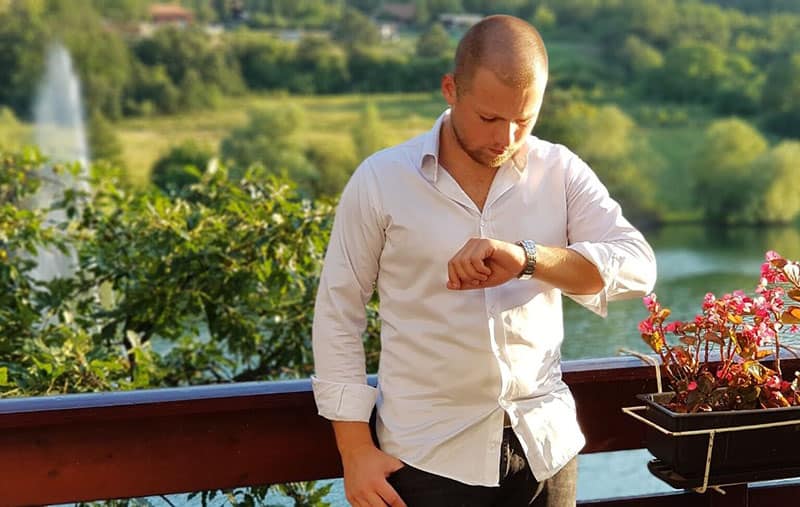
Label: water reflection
xmin=563 ymin=224 xmax=800 ymax=360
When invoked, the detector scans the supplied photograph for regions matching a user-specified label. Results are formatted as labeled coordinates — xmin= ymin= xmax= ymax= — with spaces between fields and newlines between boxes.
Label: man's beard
xmin=451 ymin=119 xmax=515 ymax=169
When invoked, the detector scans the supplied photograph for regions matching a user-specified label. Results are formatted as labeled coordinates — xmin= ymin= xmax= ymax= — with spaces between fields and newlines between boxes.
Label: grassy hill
xmin=116 ymin=92 xmax=444 ymax=185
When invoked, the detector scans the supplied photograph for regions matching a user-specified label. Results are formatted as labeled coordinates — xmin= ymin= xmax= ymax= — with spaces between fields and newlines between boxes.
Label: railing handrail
xmin=0 ymin=355 xmax=798 ymax=506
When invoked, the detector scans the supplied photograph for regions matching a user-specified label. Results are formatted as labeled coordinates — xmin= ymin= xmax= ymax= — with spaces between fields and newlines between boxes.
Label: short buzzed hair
xmin=454 ymin=15 xmax=548 ymax=94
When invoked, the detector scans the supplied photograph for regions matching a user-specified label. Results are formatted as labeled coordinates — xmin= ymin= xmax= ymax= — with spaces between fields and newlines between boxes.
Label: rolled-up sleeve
xmin=563 ymin=154 xmax=657 ymax=317
xmin=312 ymin=160 xmax=384 ymax=421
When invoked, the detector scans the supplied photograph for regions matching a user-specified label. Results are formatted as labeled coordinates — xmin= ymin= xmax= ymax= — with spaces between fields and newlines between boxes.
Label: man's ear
xmin=441 ymin=73 xmax=457 ymax=106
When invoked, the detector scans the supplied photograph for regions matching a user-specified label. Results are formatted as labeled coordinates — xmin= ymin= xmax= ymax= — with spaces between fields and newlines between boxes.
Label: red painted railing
xmin=0 ymin=355 xmax=798 ymax=506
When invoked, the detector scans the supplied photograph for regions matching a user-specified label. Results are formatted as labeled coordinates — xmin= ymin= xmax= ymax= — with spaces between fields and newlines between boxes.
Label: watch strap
xmin=516 ymin=239 xmax=537 ymax=280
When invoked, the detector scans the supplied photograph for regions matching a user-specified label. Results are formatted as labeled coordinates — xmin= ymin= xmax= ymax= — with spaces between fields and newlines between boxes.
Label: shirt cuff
xmin=565 ymin=242 xmax=622 ymax=318
xmin=311 ymin=376 xmax=379 ymax=422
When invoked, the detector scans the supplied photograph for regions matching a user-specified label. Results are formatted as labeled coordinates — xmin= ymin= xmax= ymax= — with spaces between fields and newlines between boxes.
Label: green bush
xmin=150 ymin=140 xmax=214 ymax=196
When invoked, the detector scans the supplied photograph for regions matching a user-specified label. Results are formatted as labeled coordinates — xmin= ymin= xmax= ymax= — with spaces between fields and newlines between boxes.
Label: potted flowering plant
xmin=631 ymin=251 xmax=800 ymax=487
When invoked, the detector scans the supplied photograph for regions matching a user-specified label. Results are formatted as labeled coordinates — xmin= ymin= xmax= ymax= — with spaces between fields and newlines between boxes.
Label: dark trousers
xmin=387 ymin=428 xmax=578 ymax=507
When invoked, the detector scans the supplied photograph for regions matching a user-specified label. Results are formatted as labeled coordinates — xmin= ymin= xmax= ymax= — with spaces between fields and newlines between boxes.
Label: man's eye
xmin=480 ymin=116 xmax=494 ymax=122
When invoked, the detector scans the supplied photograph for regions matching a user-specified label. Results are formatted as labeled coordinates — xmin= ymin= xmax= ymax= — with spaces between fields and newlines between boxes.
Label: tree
xmin=125 ymin=62 xmax=181 ymax=115
xmin=691 ymin=118 xmax=768 ymax=223
xmin=133 ymin=25 xmax=243 ymax=110
xmin=762 ymin=52 xmax=800 ymax=113
xmin=88 ymin=109 xmax=123 ymax=167
xmin=45 ymin=0 xmax=132 ymax=119
xmin=150 ymin=140 xmax=214 ymax=196
xmin=658 ymin=41 xmax=729 ymax=102
xmin=306 ymin=138 xmax=357 ymax=198
xmin=536 ymin=95 xmax=660 ymax=223
xmin=714 ymin=53 xmax=763 ymax=115
xmin=348 ymin=0 xmax=382 ymax=15
xmin=747 ymin=142 xmax=800 ymax=223
xmin=620 ymin=35 xmax=663 ymax=77
xmin=331 ymin=6 xmax=381 ymax=50
xmin=618 ymin=0 xmax=678 ymax=47
xmin=351 ymin=102 xmax=390 ymax=161
xmin=416 ymin=22 xmax=451 ymax=58
xmin=414 ymin=0 xmax=431 ymax=25
xmin=219 ymin=105 xmax=318 ymax=191
xmin=0 ymin=2 xmax=49 ymax=116
xmin=294 ymin=35 xmax=349 ymax=93
xmin=232 ymin=32 xmax=294 ymax=90
xmin=531 ymin=4 xmax=556 ymax=32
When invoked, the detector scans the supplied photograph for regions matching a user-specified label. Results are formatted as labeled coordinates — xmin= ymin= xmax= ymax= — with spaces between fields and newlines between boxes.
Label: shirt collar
xmin=419 ymin=109 xmax=531 ymax=183
xmin=419 ymin=110 xmax=448 ymax=183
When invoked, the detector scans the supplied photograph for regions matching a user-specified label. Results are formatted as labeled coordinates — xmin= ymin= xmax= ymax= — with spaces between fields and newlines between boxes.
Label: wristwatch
xmin=515 ymin=239 xmax=537 ymax=280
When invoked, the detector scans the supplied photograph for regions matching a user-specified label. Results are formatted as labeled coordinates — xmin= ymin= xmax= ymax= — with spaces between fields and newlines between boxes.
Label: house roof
xmin=381 ymin=2 xmax=416 ymax=22
xmin=149 ymin=3 xmax=194 ymax=22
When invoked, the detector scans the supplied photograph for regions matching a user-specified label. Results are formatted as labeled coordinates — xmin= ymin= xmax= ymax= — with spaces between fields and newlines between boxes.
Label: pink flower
xmin=766 ymin=375 xmax=781 ymax=389
xmin=687 ymin=381 xmax=698 ymax=391
xmin=765 ymin=250 xmax=782 ymax=261
xmin=642 ymin=294 xmax=659 ymax=312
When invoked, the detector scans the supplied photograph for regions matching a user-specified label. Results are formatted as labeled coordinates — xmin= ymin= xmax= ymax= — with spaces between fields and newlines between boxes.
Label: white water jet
xmin=27 ymin=43 xmax=90 ymax=281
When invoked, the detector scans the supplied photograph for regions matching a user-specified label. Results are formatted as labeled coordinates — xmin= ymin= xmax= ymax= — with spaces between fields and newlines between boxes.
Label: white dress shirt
xmin=312 ymin=110 xmax=657 ymax=486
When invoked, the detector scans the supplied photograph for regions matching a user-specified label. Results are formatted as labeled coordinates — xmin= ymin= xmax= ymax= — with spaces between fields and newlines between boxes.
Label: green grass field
xmin=4 ymin=89 xmax=710 ymax=223
xmin=115 ymin=92 xmax=445 ymax=185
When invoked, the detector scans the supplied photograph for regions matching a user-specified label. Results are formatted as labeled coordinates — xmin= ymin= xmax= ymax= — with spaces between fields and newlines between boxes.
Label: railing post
xmin=709 ymin=484 xmax=748 ymax=507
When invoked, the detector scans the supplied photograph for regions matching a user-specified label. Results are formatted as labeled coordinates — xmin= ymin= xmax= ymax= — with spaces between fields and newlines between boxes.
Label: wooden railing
xmin=1 ymin=356 xmax=799 ymax=506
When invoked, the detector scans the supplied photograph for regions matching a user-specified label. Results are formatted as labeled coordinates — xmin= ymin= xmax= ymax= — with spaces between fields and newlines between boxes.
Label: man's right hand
xmin=341 ymin=442 xmax=407 ymax=507
xmin=332 ymin=421 xmax=407 ymax=507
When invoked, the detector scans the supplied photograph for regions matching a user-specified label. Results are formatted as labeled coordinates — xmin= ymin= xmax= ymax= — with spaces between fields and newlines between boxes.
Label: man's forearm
xmin=533 ymin=245 xmax=604 ymax=295
xmin=331 ymin=420 xmax=376 ymax=457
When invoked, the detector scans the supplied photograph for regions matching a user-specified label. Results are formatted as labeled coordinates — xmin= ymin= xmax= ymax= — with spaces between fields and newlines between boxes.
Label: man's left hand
xmin=446 ymin=238 xmax=525 ymax=290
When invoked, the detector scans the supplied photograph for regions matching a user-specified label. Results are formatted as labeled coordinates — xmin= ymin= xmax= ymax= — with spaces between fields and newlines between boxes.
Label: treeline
xmin=0 ymin=0 xmax=451 ymax=121
xmin=3 ymin=0 xmax=800 ymax=138
xmin=540 ymin=0 xmax=800 ymax=137
xmin=4 ymin=0 xmax=800 ymax=225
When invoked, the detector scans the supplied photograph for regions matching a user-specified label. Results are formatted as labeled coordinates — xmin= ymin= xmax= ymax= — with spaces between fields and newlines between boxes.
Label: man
xmin=312 ymin=15 xmax=657 ymax=507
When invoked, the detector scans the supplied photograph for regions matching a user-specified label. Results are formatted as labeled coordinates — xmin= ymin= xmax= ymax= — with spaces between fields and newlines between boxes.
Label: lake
xmin=563 ymin=223 xmax=800 ymax=360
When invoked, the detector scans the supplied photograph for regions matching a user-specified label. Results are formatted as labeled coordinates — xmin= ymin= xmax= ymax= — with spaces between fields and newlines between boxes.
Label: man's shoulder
xmin=361 ymin=131 xmax=428 ymax=174
xmin=528 ymin=135 xmax=579 ymax=164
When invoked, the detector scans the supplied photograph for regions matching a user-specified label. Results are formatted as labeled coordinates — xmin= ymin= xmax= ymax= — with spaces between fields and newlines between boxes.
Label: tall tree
xmin=331 ymin=6 xmax=380 ymax=50
xmin=748 ymin=142 xmax=800 ymax=224
xmin=220 ymin=105 xmax=318 ymax=190
xmin=762 ymin=52 xmax=800 ymax=113
xmin=351 ymin=101 xmax=389 ymax=161
xmin=416 ymin=22 xmax=451 ymax=58
xmin=691 ymin=118 xmax=768 ymax=223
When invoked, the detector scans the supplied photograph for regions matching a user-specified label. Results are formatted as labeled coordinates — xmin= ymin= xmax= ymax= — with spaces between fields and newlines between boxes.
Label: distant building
xmin=439 ymin=13 xmax=483 ymax=30
xmin=380 ymin=2 xmax=416 ymax=24
xmin=136 ymin=3 xmax=195 ymax=37
xmin=149 ymin=4 xmax=194 ymax=27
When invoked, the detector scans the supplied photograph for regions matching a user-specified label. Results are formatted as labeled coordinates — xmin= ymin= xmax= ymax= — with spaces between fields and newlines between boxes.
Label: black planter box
xmin=637 ymin=392 xmax=800 ymax=481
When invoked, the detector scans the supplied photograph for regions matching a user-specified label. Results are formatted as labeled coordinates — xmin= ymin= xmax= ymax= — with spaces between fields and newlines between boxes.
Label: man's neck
xmin=437 ymin=117 xmax=498 ymax=212
xmin=438 ymin=116 xmax=497 ymax=181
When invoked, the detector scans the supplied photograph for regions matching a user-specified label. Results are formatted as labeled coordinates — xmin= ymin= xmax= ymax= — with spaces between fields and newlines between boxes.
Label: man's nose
xmin=495 ymin=121 xmax=518 ymax=147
